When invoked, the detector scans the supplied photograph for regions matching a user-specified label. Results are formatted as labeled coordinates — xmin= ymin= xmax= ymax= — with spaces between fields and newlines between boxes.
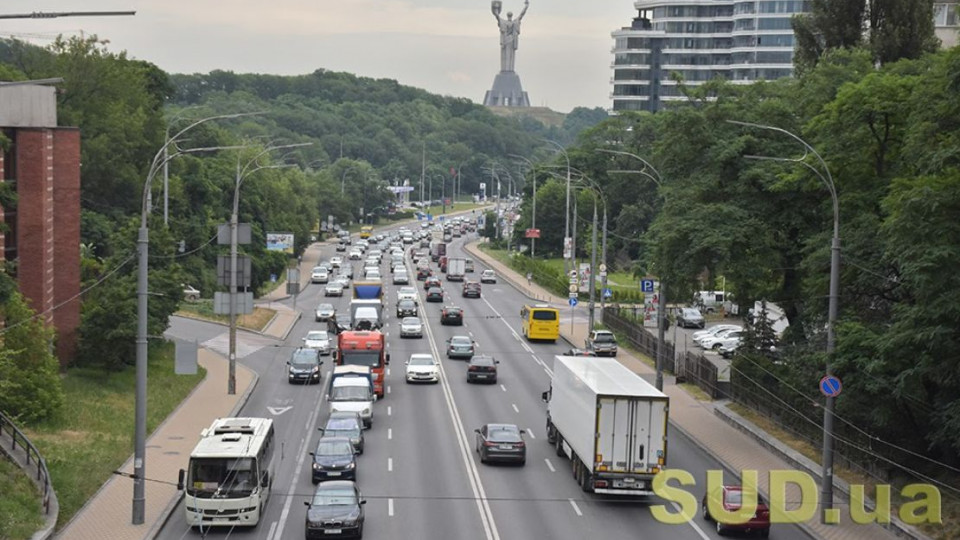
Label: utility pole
xmin=588 ymin=196 xmax=598 ymax=331
xmin=531 ymin=167 xmax=537 ymax=258
xmin=420 ymin=142 xmax=426 ymax=204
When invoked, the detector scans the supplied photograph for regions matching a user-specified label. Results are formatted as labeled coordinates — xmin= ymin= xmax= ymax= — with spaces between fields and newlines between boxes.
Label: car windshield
xmin=402 ymin=317 xmax=421 ymax=326
xmin=311 ymin=488 xmax=358 ymax=507
xmin=532 ymin=310 xmax=557 ymax=321
xmin=488 ymin=426 xmax=522 ymax=443
xmin=340 ymin=351 xmax=381 ymax=367
xmin=186 ymin=457 xmax=257 ymax=497
xmin=306 ymin=331 xmax=328 ymax=341
xmin=594 ymin=333 xmax=615 ymax=342
xmin=330 ymin=385 xmax=372 ymax=401
xmin=451 ymin=337 xmax=471 ymax=346
xmin=291 ymin=350 xmax=317 ymax=367
xmin=683 ymin=308 xmax=701 ymax=317
xmin=315 ymin=440 xmax=354 ymax=457
xmin=408 ymin=356 xmax=435 ymax=366
xmin=429 ymin=288 xmax=442 ymax=294
xmin=399 ymin=300 xmax=415 ymax=308
xmin=318 ymin=304 xmax=334 ymax=312
xmin=471 ymin=357 xmax=494 ymax=367
xmin=400 ymin=287 xmax=416 ymax=295
xmin=724 ymin=490 xmax=766 ymax=506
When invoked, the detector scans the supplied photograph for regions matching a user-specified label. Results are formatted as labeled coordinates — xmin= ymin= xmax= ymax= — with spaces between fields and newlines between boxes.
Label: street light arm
xmin=595 ymin=148 xmax=663 ymax=186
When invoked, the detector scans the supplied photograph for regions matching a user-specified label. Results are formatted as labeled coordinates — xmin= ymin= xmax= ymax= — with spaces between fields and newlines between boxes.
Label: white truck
xmin=446 ymin=257 xmax=466 ymax=282
xmin=542 ymin=356 xmax=669 ymax=495
xmin=328 ymin=376 xmax=375 ymax=428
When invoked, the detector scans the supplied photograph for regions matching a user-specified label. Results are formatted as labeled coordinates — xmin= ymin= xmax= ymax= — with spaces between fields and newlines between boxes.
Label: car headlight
xmin=345 ymin=462 xmax=355 ymax=469
xmin=312 ymin=462 xmax=321 ymax=470
xmin=362 ymin=408 xmax=371 ymax=416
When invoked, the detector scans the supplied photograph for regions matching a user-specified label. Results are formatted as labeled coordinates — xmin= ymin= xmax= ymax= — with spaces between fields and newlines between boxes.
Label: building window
xmin=934 ymin=3 xmax=959 ymax=26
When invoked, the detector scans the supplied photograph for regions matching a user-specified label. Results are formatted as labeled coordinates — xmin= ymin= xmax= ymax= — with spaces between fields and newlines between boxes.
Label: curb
xmin=147 ymin=364 xmax=261 ymax=540
xmin=714 ymin=404 xmax=932 ymax=540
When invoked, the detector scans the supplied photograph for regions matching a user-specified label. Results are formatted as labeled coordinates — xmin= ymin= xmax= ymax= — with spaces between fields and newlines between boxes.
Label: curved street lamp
xmin=543 ymin=139 xmax=572 ymax=272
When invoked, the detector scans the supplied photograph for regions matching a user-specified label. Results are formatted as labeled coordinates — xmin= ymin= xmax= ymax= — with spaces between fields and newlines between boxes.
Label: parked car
xmin=182 ymin=284 xmax=201 ymax=302
xmin=325 ymin=283 xmax=344 ymax=297
xmin=287 ymin=347 xmax=323 ymax=385
xmin=462 ymin=281 xmax=482 ymax=298
xmin=310 ymin=437 xmax=357 ymax=483
xmin=700 ymin=330 xmax=745 ymax=351
xmin=319 ymin=412 xmax=364 ymax=454
xmin=475 ymin=423 xmax=526 ymax=465
xmin=677 ymin=307 xmax=706 ymax=329
xmin=585 ymin=330 xmax=618 ymax=357
xmin=303 ymin=330 xmax=332 ymax=355
xmin=405 ymin=353 xmax=439 ymax=384
xmin=399 ymin=316 xmax=423 ymax=338
xmin=396 ymin=299 xmax=418 ymax=318
xmin=446 ymin=335 xmax=476 ymax=359
xmin=426 ymin=287 xmax=444 ymax=302
xmin=311 ymin=267 xmax=330 ymax=284
xmin=692 ymin=325 xmax=742 ymax=346
xmin=440 ymin=306 xmax=464 ymax=325
xmin=397 ymin=286 xmax=418 ymax=302
xmin=702 ymin=485 xmax=771 ymax=537
xmin=480 ymin=270 xmax=497 ymax=284
xmin=315 ymin=303 xmax=336 ymax=322
xmin=304 ymin=481 xmax=366 ymax=539
xmin=467 ymin=355 xmax=499 ymax=383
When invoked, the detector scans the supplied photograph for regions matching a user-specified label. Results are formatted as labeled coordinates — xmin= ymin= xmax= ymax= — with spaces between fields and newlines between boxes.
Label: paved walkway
xmin=463 ymin=240 xmax=921 ymax=540
xmin=58 ymin=350 xmax=256 ymax=540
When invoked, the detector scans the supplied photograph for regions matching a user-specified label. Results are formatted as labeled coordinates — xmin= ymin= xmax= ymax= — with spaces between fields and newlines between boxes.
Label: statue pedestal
xmin=483 ymin=71 xmax=530 ymax=107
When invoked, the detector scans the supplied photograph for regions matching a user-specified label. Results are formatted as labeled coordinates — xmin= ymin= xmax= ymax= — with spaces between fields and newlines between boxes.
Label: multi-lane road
xmin=159 ymin=218 xmax=811 ymax=540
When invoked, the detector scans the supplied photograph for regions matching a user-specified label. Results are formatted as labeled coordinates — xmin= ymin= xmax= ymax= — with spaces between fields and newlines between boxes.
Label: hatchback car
xmin=310 ymin=437 xmax=357 ymax=483
xmin=702 ymin=485 xmax=771 ymax=537
xmin=440 ymin=306 xmax=464 ymax=325
xmin=288 ymin=347 xmax=323 ymax=384
xmin=396 ymin=299 xmax=418 ymax=318
xmin=336 ymin=242 xmax=347 ymax=252
xmin=405 ymin=353 xmax=439 ymax=384
xmin=399 ymin=316 xmax=423 ymax=339
xmin=424 ymin=276 xmax=442 ymax=290
xmin=311 ymin=267 xmax=330 ymax=284
xmin=304 ymin=481 xmax=366 ymax=539
xmin=315 ymin=303 xmax=336 ymax=322
xmin=397 ymin=286 xmax=418 ymax=302
xmin=447 ymin=335 xmax=476 ymax=359
xmin=677 ymin=307 xmax=706 ymax=329
xmin=426 ymin=287 xmax=444 ymax=302
xmin=475 ymin=423 xmax=526 ymax=465
xmin=320 ymin=412 xmax=365 ymax=454
xmin=480 ymin=270 xmax=497 ymax=284
xmin=393 ymin=271 xmax=410 ymax=285
xmin=585 ymin=330 xmax=618 ymax=357
xmin=467 ymin=355 xmax=499 ymax=383
xmin=325 ymin=283 xmax=344 ymax=297
xmin=462 ymin=281 xmax=481 ymax=298
xmin=348 ymin=250 xmax=363 ymax=261
xmin=303 ymin=330 xmax=332 ymax=355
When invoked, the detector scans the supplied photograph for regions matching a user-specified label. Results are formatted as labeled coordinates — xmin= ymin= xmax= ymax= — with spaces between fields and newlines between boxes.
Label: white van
xmin=328 ymin=376 xmax=375 ymax=428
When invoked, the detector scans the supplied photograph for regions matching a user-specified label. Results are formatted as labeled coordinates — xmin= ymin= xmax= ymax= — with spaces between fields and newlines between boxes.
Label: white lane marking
xmin=545 ymin=459 xmax=555 ymax=472
xmin=387 ymin=406 xmax=392 ymax=416
xmin=388 ymin=457 xmax=393 ymax=472
xmin=482 ymin=295 xmax=553 ymax=377
xmin=512 ymin=403 xmax=519 ymax=413
xmin=673 ymin=501 xmax=712 ymax=539
xmin=569 ymin=499 xmax=583 ymax=517
xmin=469 ymin=331 xmax=475 ymax=337
xmin=387 ymin=385 xmax=392 ymax=394
xmin=525 ymin=428 xmax=535 ymax=439
xmin=388 ymin=428 xmax=393 ymax=440
xmin=388 ymin=498 xmax=395 ymax=517
xmin=499 ymin=384 xmax=507 ymax=392
xmin=270 ymin=371 xmax=328 ymax=540
xmin=387 ymin=368 xmax=391 ymax=376
xmin=267 ymin=521 xmax=278 ymax=540
xmin=521 ymin=342 xmax=533 ymax=354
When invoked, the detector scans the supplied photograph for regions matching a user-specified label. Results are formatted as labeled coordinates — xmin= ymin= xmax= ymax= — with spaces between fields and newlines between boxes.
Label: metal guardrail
xmin=0 ymin=410 xmax=53 ymax=513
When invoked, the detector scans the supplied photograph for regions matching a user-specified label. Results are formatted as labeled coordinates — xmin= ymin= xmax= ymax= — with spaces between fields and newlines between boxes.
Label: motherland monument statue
xmin=483 ymin=0 xmax=531 ymax=107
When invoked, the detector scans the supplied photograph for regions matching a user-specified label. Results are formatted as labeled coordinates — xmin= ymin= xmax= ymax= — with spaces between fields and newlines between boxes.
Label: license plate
xmin=623 ymin=477 xmax=635 ymax=483
xmin=325 ymin=529 xmax=342 ymax=534
xmin=499 ymin=444 xmax=512 ymax=450
xmin=327 ymin=471 xmax=341 ymax=476
xmin=475 ymin=374 xmax=488 ymax=378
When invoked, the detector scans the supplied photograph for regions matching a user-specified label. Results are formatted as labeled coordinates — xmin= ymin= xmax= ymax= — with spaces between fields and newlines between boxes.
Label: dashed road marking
xmin=388 ymin=498 xmax=395 ymax=517
xmin=500 ymin=384 xmax=507 ymax=392
xmin=545 ymin=459 xmax=555 ymax=472
xmin=526 ymin=428 xmax=535 ymax=439
xmin=388 ymin=457 xmax=393 ymax=472
xmin=387 ymin=406 xmax=392 ymax=416
xmin=388 ymin=428 xmax=393 ymax=440
xmin=569 ymin=499 xmax=583 ymax=516
xmin=512 ymin=403 xmax=519 ymax=413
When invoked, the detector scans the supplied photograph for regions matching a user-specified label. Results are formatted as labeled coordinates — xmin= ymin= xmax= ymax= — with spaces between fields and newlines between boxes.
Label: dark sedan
xmin=320 ymin=412 xmax=365 ymax=455
xmin=462 ymin=281 xmax=481 ymax=298
xmin=396 ymin=299 xmax=418 ymax=318
xmin=304 ymin=481 xmax=366 ymax=539
xmin=310 ymin=437 xmax=357 ymax=483
xmin=440 ymin=306 xmax=464 ymax=325
xmin=467 ymin=355 xmax=498 ymax=383
xmin=475 ymin=423 xmax=526 ymax=465
xmin=426 ymin=287 xmax=444 ymax=302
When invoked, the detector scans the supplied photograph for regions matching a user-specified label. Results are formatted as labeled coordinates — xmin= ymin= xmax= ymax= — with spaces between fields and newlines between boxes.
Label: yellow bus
xmin=520 ymin=304 xmax=560 ymax=342
xmin=359 ymin=225 xmax=374 ymax=239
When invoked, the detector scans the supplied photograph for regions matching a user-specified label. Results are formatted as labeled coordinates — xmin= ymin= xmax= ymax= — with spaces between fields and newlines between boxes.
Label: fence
xmin=0 ymin=410 xmax=54 ymax=514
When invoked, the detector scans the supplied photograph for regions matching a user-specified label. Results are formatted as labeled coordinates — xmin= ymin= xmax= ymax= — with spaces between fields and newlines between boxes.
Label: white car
xmin=311 ymin=267 xmax=329 ymax=284
xmin=334 ymin=275 xmax=350 ymax=289
xmin=393 ymin=272 xmax=410 ymax=285
xmin=315 ymin=303 xmax=336 ymax=322
xmin=399 ymin=316 xmax=423 ymax=338
xmin=302 ymin=330 xmax=332 ymax=355
xmin=397 ymin=287 xmax=418 ymax=302
xmin=324 ymin=283 xmax=343 ymax=297
xmin=405 ymin=353 xmax=439 ymax=383
xmin=480 ymin=270 xmax=497 ymax=284
xmin=700 ymin=330 xmax=746 ymax=351
xmin=692 ymin=324 xmax=742 ymax=345
xmin=330 ymin=256 xmax=343 ymax=268
xmin=348 ymin=250 xmax=363 ymax=261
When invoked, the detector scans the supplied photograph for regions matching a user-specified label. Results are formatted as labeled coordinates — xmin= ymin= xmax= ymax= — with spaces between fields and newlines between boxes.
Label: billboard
xmin=266 ymin=232 xmax=295 ymax=254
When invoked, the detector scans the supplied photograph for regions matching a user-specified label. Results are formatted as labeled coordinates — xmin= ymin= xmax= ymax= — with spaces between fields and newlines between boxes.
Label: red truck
xmin=334 ymin=331 xmax=390 ymax=398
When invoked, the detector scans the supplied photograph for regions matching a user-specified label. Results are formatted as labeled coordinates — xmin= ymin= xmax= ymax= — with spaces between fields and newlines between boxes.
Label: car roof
xmin=428 ymin=287 xmax=442 ymax=292
xmin=485 ymin=423 xmax=520 ymax=431
xmin=316 ymin=436 xmax=354 ymax=446
xmin=401 ymin=317 xmax=421 ymax=323
xmin=327 ymin=411 xmax=361 ymax=421
xmin=313 ymin=480 xmax=358 ymax=491
xmin=470 ymin=355 xmax=495 ymax=365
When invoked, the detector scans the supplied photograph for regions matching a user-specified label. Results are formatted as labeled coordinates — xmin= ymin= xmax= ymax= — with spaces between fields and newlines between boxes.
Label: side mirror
xmin=261 ymin=472 xmax=270 ymax=488
xmin=541 ymin=390 xmax=551 ymax=403
xmin=177 ymin=469 xmax=185 ymax=491
xmin=302 ymin=338 xmax=307 ymax=342
xmin=405 ymin=361 xmax=409 ymax=365
xmin=386 ymin=353 xmax=391 ymax=365
xmin=373 ymin=395 xmax=379 ymax=402
xmin=520 ymin=429 xmax=526 ymax=434
xmin=317 ymin=428 xmax=325 ymax=433
xmin=304 ymin=501 xmax=311 ymax=507
xmin=286 ymin=361 xmax=291 ymax=366
xmin=360 ymin=500 xmax=367 ymax=505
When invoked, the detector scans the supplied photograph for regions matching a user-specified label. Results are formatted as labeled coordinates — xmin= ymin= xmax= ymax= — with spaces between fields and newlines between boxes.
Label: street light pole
xmin=588 ymin=194 xmax=598 ymax=331
xmin=728 ymin=119 xmax=840 ymax=521
xmin=544 ymin=139 xmax=571 ymax=272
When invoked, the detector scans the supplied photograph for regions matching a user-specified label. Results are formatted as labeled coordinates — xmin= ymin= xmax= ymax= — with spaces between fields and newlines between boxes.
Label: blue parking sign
xmin=641 ymin=279 xmax=656 ymax=293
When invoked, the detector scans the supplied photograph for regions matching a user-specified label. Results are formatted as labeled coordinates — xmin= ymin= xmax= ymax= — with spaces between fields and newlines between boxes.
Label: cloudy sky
xmin=1 ymin=1 xmax=641 ymax=112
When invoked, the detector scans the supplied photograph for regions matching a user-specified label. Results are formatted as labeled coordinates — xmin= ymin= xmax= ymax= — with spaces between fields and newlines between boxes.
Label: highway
xmin=159 ymin=215 xmax=812 ymax=540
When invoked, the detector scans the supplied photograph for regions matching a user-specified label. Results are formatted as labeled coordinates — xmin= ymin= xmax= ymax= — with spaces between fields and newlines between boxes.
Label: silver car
xmin=399 ymin=317 xmax=423 ymax=338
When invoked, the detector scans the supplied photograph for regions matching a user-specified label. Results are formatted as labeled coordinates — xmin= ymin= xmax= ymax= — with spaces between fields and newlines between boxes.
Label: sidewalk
xmin=463 ymin=240 xmax=921 ymax=540
xmin=58 ymin=350 xmax=257 ymax=540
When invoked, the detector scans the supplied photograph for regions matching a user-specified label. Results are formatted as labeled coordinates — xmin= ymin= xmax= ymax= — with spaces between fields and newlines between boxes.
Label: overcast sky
xmin=2 ymin=1 xmax=641 ymax=113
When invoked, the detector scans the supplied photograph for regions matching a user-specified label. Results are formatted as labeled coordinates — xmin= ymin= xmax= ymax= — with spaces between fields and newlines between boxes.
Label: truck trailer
xmin=446 ymin=257 xmax=466 ymax=281
xmin=542 ymin=355 xmax=668 ymax=495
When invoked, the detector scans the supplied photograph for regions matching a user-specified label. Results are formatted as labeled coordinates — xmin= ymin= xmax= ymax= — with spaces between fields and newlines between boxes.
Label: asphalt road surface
xmin=158 ymin=216 xmax=811 ymax=540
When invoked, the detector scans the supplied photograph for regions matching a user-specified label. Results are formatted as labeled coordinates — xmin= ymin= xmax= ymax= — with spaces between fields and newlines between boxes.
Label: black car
xmin=320 ymin=412 xmax=365 ymax=454
xmin=467 ymin=355 xmax=499 ymax=383
xmin=396 ymin=299 xmax=418 ymax=318
xmin=416 ymin=267 xmax=432 ymax=281
xmin=304 ymin=481 xmax=366 ymax=539
xmin=462 ymin=281 xmax=481 ymax=298
xmin=440 ymin=306 xmax=464 ymax=325
xmin=475 ymin=423 xmax=526 ymax=465
xmin=310 ymin=437 xmax=358 ymax=483
xmin=288 ymin=348 xmax=323 ymax=384
xmin=426 ymin=287 xmax=444 ymax=302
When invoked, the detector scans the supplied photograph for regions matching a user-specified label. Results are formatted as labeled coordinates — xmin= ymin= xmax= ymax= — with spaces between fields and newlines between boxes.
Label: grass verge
xmin=0 ymin=457 xmax=44 ymax=540
xmin=679 ymin=382 xmax=713 ymax=401
xmin=25 ymin=342 xmax=205 ymax=528
xmin=176 ymin=300 xmax=276 ymax=332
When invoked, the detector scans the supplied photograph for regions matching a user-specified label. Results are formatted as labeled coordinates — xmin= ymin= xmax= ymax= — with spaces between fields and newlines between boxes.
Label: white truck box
xmin=543 ymin=356 xmax=669 ymax=495
xmin=446 ymin=257 xmax=466 ymax=281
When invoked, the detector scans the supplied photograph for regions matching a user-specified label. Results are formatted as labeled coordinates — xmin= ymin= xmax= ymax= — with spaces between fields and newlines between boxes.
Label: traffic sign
xmin=569 ymin=270 xmax=577 ymax=278
xmin=603 ymin=288 xmax=613 ymax=298
xmin=819 ymin=375 xmax=842 ymax=398
xmin=569 ymin=297 xmax=578 ymax=307
xmin=599 ymin=264 xmax=607 ymax=272
xmin=569 ymin=284 xmax=578 ymax=293
xmin=641 ymin=279 xmax=656 ymax=293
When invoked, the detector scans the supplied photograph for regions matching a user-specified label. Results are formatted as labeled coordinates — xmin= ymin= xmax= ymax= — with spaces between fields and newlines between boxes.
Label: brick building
xmin=0 ymin=83 xmax=81 ymax=367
